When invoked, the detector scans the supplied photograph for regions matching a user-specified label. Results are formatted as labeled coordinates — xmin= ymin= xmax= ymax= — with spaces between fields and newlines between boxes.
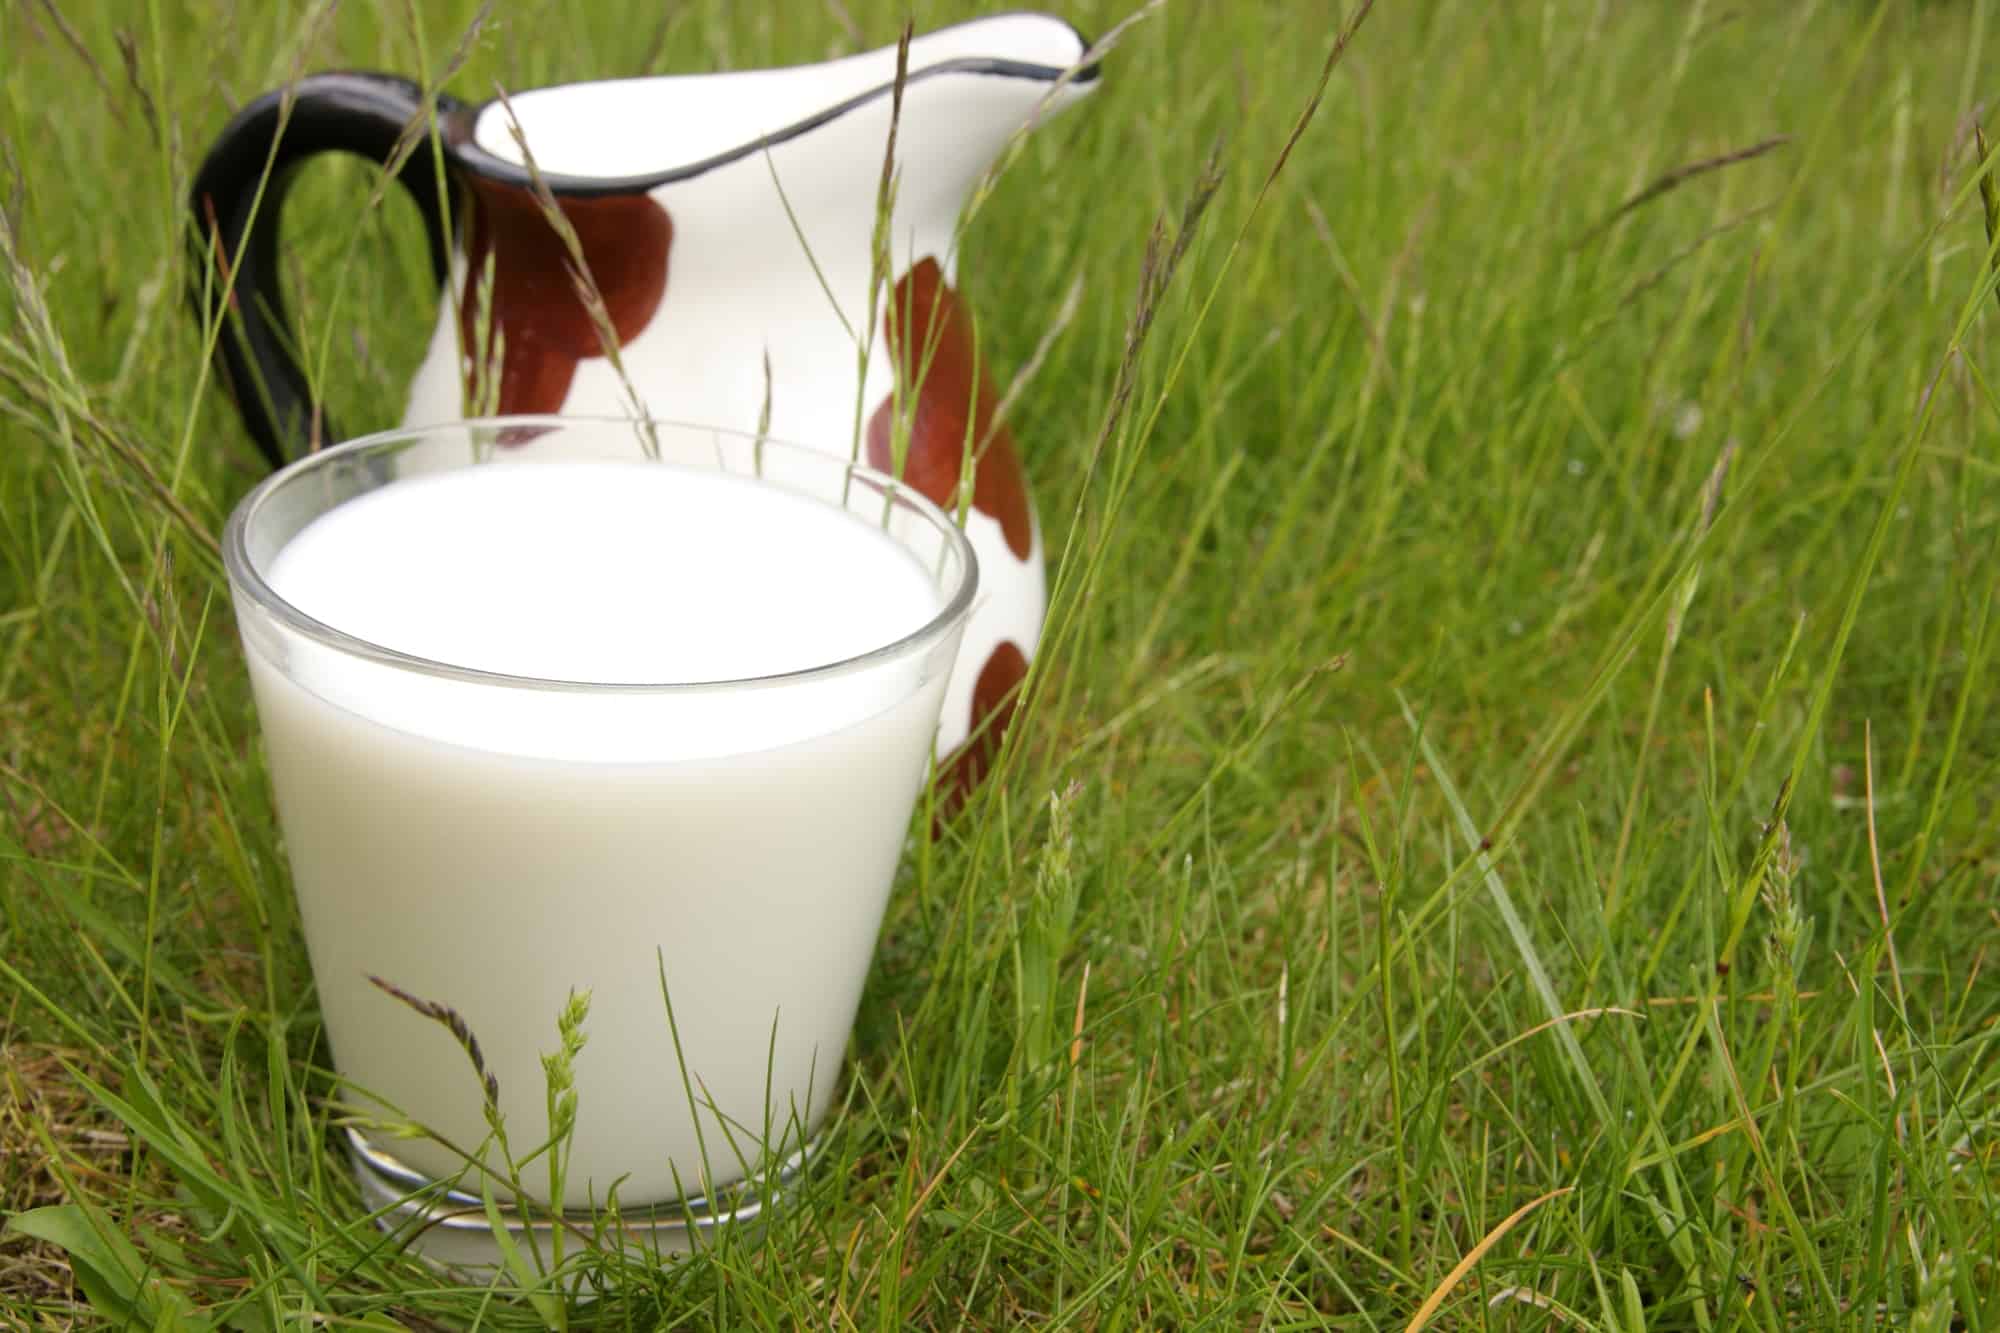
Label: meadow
xmin=2 ymin=0 xmax=1997 ymax=1327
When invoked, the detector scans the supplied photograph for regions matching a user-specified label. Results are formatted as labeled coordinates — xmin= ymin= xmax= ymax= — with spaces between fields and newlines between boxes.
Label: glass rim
xmin=221 ymin=414 xmax=981 ymax=695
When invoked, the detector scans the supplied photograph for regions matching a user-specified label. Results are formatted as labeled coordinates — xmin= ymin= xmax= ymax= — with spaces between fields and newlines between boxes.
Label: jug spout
xmin=456 ymin=12 xmax=1098 ymax=186
xmin=903 ymin=10 xmax=1099 ymax=76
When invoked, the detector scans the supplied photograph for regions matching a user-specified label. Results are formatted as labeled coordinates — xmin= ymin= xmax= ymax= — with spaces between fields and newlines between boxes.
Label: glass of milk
xmin=223 ymin=415 xmax=976 ymax=1270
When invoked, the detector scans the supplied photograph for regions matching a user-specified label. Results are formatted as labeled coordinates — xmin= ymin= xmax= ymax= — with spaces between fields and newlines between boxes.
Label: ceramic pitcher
xmin=189 ymin=13 xmax=1099 ymax=802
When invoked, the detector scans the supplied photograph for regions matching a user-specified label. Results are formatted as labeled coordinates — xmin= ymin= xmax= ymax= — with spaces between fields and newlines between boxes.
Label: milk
xmin=238 ymin=459 xmax=957 ymax=1210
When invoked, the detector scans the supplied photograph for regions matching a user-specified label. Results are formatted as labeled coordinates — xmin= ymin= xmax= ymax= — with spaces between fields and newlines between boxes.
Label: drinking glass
xmin=222 ymin=416 xmax=976 ymax=1268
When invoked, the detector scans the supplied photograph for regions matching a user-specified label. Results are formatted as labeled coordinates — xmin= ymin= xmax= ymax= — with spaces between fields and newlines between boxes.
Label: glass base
xmin=347 ymin=1128 xmax=807 ymax=1274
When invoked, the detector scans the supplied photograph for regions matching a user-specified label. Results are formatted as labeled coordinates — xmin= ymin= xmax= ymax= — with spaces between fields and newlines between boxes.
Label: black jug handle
xmin=189 ymin=72 xmax=461 ymax=468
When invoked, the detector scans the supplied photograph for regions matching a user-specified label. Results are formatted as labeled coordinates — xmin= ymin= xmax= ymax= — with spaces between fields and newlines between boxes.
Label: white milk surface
xmin=246 ymin=461 xmax=951 ymax=1208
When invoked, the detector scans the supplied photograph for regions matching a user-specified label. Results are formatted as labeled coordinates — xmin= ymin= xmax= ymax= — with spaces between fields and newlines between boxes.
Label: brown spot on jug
xmin=865 ymin=258 xmax=1034 ymax=560
xmin=459 ymin=178 xmax=672 ymax=427
xmin=868 ymin=259 xmax=1038 ymax=816
xmin=935 ymin=640 xmax=1029 ymax=821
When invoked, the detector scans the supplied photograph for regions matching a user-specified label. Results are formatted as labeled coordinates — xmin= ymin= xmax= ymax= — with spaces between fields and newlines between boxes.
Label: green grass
xmin=4 ymin=0 xmax=1999 ymax=1327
